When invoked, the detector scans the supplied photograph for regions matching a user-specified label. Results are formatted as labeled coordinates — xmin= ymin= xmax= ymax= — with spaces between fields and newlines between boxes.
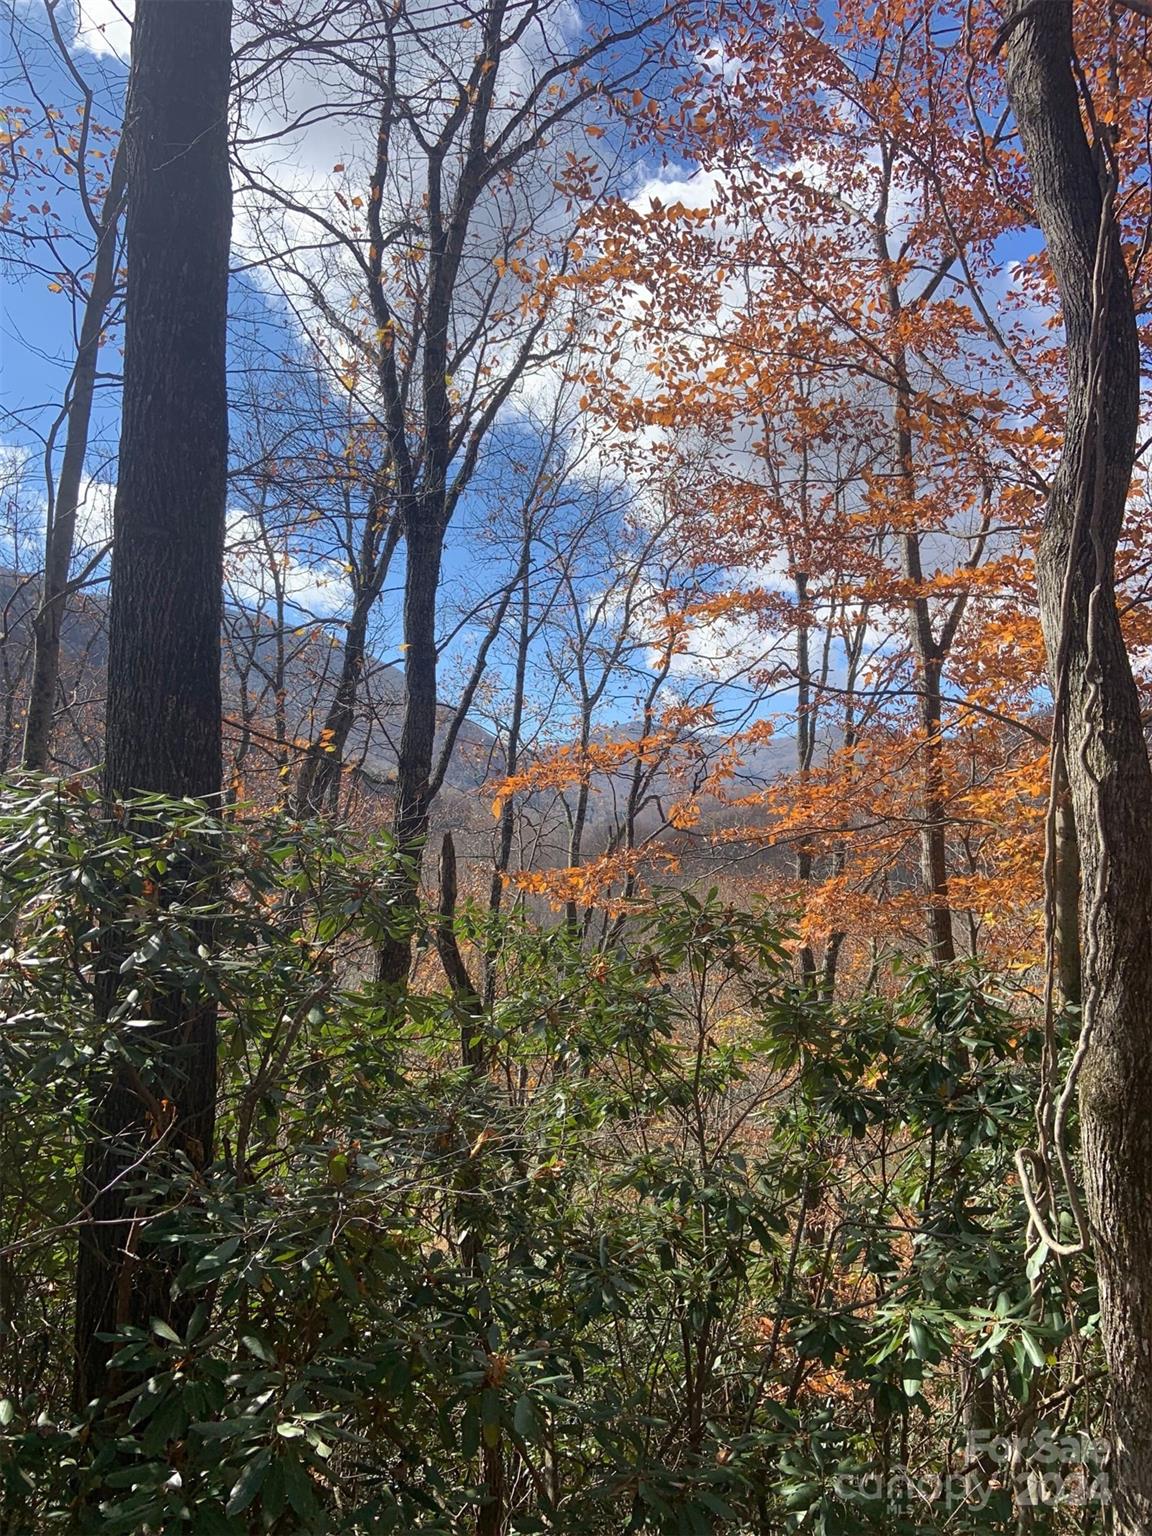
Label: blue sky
xmin=3 ymin=1 xmax=127 ymax=467
xmin=2 ymin=0 xmax=704 ymax=743
xmin=2 ymin=0 xmax=1061 ymax=757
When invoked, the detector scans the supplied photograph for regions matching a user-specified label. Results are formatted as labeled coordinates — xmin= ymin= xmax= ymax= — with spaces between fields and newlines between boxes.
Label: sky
xmin=1 ymin=0 xmax=705 ymax=729
xmin=3 ymin=0 xmax=127 ymax=438
xmin=1 ymin=0 xmax=1066 ymax=755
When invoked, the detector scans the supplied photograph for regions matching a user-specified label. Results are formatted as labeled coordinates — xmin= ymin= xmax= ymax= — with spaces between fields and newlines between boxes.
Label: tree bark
xmin=793 ymin=566 xmax=824 ymax=988
xmin=1004 ymin=8 xmax=1152 ymax=1528
xmin=75 ymin=0 xmax=232 ymax=1411
xmin=485 ymin=552 xmax=532 ymax=1001
xmin=1054 ymin=785 xmax=1083 ymax=1010
xmin=874 ymin=175 xmax=957 ymax=966
xmin=376 ymin=504 xmax=443 ymax=985
xmin=102 ymin=3 xmax=231 ymax=803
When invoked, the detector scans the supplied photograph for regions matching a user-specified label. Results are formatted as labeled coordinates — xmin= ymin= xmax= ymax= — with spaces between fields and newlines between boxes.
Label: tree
xmin=2 ymin=0 xmax=127 ymax=770
xmin=19 ymin=5 xmax=126 ymax=771
xmin=1002 ymin=3 xmax=1152 ymax=1527
xmin=75 ymin=0 xmax=233 ymax=1409
xmin=235 ymin=0 xmax=667 ymax=984
xmin=0 ymin=450 xmax=43 ymax=771
xmin=577 ymin=0 xmax=1054 ymax=979
xmin=223 ymin=340 xmax=389 ymax=811
xmin=0 ymin=776 xmax=1085 ymax=1533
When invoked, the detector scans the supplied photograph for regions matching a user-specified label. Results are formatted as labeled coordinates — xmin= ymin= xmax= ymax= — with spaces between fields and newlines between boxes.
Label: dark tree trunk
xmin=102 ymin=3 xmax=231 ymax=803
xmin=433 ymin=834 xmax=504 ymax=1536
xmin=1054 ymin=786 xmax=1083 ymax=1010
xmin=876 ymin=174 xmax=957 ymax=965
xmin=793 ymin=567 xmax=821 ymax=989
xmin=376 ymin=505 xmax=443 ymax=986
xmin=294 ymin=490 xmax=400 ymax=816
xmin=75 ymin=0 xmax=232 ymax=1412
xmin=22 ymin=140 xmax=125 ymax=772
xmin=912 ymin=641 xmax=956 ymax=966
xmin=484 ymin=554 xmax=532 ymax=1003
xmin=293 ymin=599 xmax=373 ymax=815
xmin=1004 ymin=8 xmax=1152 ymax=1528
xmin=892 ymin=371 xmax=956 ymax=967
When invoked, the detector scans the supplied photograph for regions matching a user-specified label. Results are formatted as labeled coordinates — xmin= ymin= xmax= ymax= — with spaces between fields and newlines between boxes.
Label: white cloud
xmin=0 ymin=448 xmax=113 ymax=558
xmin=74 ymin=476 xmax=115 ymax=550
xmin=629 ymin=164 xmax=727 ymax=217
xmin=230 ymin=0 xmax=624 ymax=472
xmin=74 ymin=0 xmax=132 ymax=59
xmin=0 ymin=442 xmax=35 ymax=483
xmin=223 ymin=511 xmax=350 ymax=620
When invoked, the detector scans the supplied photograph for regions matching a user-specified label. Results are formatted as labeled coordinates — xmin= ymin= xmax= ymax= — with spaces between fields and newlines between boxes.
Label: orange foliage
xmin=539 ymin=0 xmax=1152 ymax=969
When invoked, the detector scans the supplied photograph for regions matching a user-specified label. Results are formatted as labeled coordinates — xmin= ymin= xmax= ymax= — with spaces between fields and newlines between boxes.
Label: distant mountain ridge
xmin=1 ymin=570 xmax=800 ymax=820
xmin=0 ymin=569 xmax=497 ymax=792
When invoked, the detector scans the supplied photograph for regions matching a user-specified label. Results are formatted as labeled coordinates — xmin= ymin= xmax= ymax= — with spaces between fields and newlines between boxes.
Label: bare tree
xmin=0 ymin=451 xmax=43 ymax=770
xmin=234 ymin=0 xmax=667 ymax=982
xmin=1 ymin=0 xmax=127 ymax=769
xmin=18 ymin=4 xmax=125 ymax=769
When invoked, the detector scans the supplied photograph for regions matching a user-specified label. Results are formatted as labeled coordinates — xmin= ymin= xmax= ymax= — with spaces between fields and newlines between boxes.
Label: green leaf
xmin=908 ymin=1318 xmax=933 ymax=1358
xmin=696 ymin=1490 xmax=737 ymax=1519
xmin=262 ymin=1457 xmax=287 ymax=1521
xmin=240 ymin=1332 xmax=277 ymax=1366
xmin=282 ymin=1455 xmax=320 ymax=1518
xmin=1026 ymin=1240 xmax=1050 ymax=1283
xmin=191 ymin=1503 xmax=236 ymax=1536
xmin=225 ymin=1452 xmax=268 ymax=1517
xmin=140 ymin=1394 xmax=185 ymax=1456
xmin=1020 ymin=1330 xmax=1048 ymax=1369
xmin=513 ymin=1394 xmax=539 ymax=1441
xmin=191 ymin=1417 xmax=262 ymax=1441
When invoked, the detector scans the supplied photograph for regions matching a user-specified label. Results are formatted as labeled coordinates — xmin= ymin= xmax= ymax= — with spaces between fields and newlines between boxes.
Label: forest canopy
xmin=3 ymin=1 xmax=1152 ymax=1532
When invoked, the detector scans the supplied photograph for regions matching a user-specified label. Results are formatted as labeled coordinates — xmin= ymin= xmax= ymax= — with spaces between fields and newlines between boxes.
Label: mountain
xmin=0 ymin=569 xmax=499 ymax=792
xmin=1 ymin=571 xmax=797 ymax=870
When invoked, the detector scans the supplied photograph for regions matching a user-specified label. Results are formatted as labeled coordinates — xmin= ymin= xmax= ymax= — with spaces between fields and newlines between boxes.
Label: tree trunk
xmin=22 ymin=139 xmax=125 ymax=771
xmin=1004 ymin=9 xmax=1152 ymax=1528
xmin=1054 ymin=785 xmax=1083 ymax=1010
xmin=75 ymin=0 xmax=232 ymax=1411
xmin=376 ymin=504 xmax=443 ymax=986
xmin=892 ymin=367 xmax=956 ymax=967
xmin=294 ymin=491 xmax=399 ymax=816
xmin=102 ymin=4 xmax=231 ymax=803
xmin=485 ymin=553 xmax=532 ymax=1003
xmin=876 ymin=166 xmax=957 ymax=964
xmin=432 ymin=831 xmax=505 ymax=1535
xmin=793 ymin=567 xmax=821 ymax=988
xmin=912 ymin=638 xmax=956 ymax=966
